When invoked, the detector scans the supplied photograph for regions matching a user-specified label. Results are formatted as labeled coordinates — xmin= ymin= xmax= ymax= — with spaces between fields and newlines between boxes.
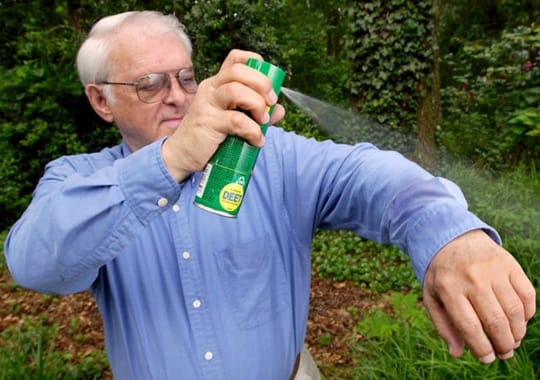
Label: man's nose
xmin=162 ymin=75 xmax=190 ymax=104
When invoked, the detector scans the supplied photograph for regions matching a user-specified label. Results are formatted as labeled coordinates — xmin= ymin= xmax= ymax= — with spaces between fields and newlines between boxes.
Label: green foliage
xmin=522 ymin=315 xmax=540 ymax=376
xmin=440 ymin=24 xmax=540 ymax=170
xmin=276 ymin=0 xmax=352 ymax=106
xmin=0 ymin=230 xmax=6 ymax=271
xmin=345 ymin=1 xmax=433 ymax=131
xmin=353 ymin=288 xmax=540 ymax=380
xmin=1 ymin=229 xmax=109 ymax=378
xmin=0 ymin=316 xmax=109 ymax=380
xmin=510 ymin=108 xmax=540 ymax=135
xmin=356 ymin=292 xmax=429 ymax=340
xmin=0 ymin=25 xmax=79 ymax=229
xmin=0 ymin=3 xmax=123 ymax=230
xmin=184 ymin=0 xmax=285 ymax=78
xmin=440 ymin=0 xmax=538 ymax=52
xmin=351 ymin=292 xmax=538 ymax=380
xmin=185 ymin=0 xmax=353 ymax=106
xmin=311 ymin=230 xmax=419 ymax=294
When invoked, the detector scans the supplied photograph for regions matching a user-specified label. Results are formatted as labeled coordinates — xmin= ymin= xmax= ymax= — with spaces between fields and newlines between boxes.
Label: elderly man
xmin=4 ymin=10 xmax=535 ymax=380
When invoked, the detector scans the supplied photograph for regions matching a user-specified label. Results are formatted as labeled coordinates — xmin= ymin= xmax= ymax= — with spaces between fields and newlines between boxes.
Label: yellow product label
xmin=219 ymin=183 xmax=244 ymax=211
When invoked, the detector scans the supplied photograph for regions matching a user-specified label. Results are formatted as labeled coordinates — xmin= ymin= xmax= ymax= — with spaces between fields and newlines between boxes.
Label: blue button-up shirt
xmin=5 ymin=127 xmax=498 ymax=379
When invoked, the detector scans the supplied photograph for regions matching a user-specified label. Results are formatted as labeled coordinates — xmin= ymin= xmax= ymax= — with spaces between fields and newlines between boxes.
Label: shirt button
xmin=172 ymin=204 xmax=180 ymax=212
xmin=157 ymin=197 xmax=168 ymax=207
xmin=192 ymin=299 xmax=201 ymax=308
xmin=204 ymin=351 xmax=213 ymax=361
xmin=182 ymin=251 xmax=190 ymax=260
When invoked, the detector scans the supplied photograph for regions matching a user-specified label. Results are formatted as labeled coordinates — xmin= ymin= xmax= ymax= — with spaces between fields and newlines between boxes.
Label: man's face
xmin=104 ymin=29 xmax=195 ymax=151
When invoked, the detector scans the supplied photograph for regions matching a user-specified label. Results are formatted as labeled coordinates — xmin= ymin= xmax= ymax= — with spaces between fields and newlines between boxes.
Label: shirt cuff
xmin=406 ymin=203 xmax=501 ymax=284
xmin=118 ymin=138 xmax=182 ymax=224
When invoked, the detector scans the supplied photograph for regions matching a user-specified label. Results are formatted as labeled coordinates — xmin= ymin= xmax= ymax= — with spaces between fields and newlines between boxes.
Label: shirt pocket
xmin=213 ymin=235 xmax=290 ymax=329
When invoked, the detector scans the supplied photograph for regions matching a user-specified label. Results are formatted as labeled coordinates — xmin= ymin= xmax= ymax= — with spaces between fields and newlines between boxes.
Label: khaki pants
xmin=293 ymin=347 xmax=321 ymax=380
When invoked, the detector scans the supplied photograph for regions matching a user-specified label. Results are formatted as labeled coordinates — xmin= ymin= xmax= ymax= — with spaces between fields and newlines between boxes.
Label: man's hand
xmin=162 ymin=49 xmax=285 ymax=182
xmin=423 ymin=229 xmax=536 ymax=363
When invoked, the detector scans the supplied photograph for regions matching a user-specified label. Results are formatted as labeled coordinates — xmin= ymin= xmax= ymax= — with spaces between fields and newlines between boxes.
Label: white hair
xmin=76 ymin=11 xmax=193 ymax=89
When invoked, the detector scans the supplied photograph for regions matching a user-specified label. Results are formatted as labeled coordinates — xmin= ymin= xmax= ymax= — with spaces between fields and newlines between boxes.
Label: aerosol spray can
xmin=194 ymin=58 xmax=285 ymax=217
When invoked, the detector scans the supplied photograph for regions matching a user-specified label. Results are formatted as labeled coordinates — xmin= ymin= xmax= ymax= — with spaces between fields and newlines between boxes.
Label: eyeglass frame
xmin=99 ymin=66 xmax=197 ymax=103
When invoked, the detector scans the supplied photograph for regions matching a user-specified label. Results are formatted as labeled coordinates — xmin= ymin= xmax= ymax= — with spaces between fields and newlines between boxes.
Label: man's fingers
xmin=226 ymin=110 xmax=266 ymax=147
xmin=510 ymin=269 xmax=537 ymax=322
xmin=469 ymin=286 xmax=517 ymax=359
xmin=270 ymin=103 xmax=286 ymax=125
xmin=492 ymin=278 xmax=528 ymax=343
xmin=213 ymin=52 xmax=276 ymax=111
xmin=203 ymin=60 xmax=279 ymax=128
xmin=432 ymin=293 xmax=498 ymax=363
xmin=423 ymin=293 xmax=465 ymax=358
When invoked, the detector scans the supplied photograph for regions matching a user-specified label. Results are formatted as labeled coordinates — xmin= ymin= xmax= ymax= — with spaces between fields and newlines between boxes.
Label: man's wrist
xmin=161 ymin=137 xmax=193 ymax=183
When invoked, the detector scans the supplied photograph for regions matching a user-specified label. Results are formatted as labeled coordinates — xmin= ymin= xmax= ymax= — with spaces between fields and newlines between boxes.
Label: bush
xmin=0 ymin=21 xmax=119 ymax=231
xmin=440 ymin=25 xmax=540 ymax=171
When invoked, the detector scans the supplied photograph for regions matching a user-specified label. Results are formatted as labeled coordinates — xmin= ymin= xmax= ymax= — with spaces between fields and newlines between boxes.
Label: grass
xmin=345 ymin=291 xmax=539 ymax=380
xmin=0 ymin=316 xmax=108 ymax=380
xmin=0 ymin=230 xmax=109 ymax=380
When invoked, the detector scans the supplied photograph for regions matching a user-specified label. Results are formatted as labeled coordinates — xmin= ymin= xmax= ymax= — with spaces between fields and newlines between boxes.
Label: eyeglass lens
xmin=136 ymin=68 xmax=197 ymax=103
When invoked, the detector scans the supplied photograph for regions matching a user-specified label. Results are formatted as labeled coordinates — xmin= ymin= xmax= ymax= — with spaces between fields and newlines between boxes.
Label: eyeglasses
xmin=100 ymin=67 xmax=197 ymax=103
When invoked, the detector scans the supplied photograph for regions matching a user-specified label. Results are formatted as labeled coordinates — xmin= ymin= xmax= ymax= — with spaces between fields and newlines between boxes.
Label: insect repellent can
xmin=194 ymin=58 xmax=285 ymax=217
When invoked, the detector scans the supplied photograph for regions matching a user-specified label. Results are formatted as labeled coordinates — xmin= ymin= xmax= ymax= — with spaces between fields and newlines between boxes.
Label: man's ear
xmin=85 ymin=84 xmax=114 ymax=123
